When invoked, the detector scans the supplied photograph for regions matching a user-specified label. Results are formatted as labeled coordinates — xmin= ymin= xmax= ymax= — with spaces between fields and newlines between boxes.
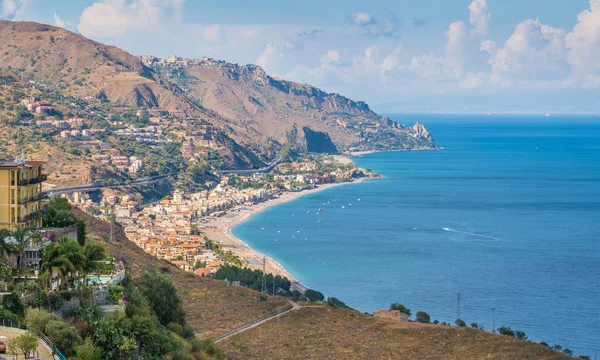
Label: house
xmin=373 ymin=310 xmax=409 ymax=322
xmin=171 ymin=260 xmax=192 ymax=272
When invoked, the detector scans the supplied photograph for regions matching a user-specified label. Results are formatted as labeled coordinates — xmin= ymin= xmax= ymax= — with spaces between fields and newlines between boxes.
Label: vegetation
xmin=6 ymin=332 xmax=38 ymax=358
xmin=205 ymin=238 xmax=243 ymax=266
xmin=213 ymin=265 xmax=291 ymax=294
xmin=416 ymin=311 xmax=431 ymax=323
xmin=389 ymin=302 xmax=411 ymax=316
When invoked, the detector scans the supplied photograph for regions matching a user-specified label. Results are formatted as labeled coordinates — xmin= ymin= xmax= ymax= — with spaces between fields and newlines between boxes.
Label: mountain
xmin=0 ymin=20 xmax=437 ymax=191
xmin=142 ymin=55 xmax=438 ymax=151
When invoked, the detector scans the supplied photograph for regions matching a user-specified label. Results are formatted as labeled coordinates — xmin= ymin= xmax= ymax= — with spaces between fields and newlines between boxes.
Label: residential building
xmin=0 ymin=157 xmax=46 ymax=230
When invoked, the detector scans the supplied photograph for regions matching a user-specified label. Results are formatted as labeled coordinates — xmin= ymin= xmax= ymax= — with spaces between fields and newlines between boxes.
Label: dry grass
xmin=75 ymin=209 xmax=289 ymax=338
xmin=219 ymin=306 xmax=573 ymax=360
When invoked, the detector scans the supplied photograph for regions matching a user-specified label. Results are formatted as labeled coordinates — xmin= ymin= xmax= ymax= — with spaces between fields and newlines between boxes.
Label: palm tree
xmin=83 ymin=243 xmax=106 ymax=281
xmin=11 ymin=227 xmax=30 ymax=278
xmin=41 ymin=237 xmax=86 ymax=290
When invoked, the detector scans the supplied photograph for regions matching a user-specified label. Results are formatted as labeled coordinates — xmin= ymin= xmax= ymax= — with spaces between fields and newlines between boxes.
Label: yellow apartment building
xmin=0 ymin=158 xmax=46 ymax=231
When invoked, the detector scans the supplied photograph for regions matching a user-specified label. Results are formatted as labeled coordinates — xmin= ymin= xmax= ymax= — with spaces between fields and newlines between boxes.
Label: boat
xmin=307 ymin=210 xmax=311 ymax=214
xmin=319 ymin=208 xmax=323 ymax=211
xmin=443 ymin=227 xmax=451 ymax=231
xmin=545 ymin=113 xmax=551 ymax=117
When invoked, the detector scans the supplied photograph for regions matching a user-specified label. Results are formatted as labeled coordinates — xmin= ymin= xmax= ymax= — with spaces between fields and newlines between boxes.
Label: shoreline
xmin=203 ymin=177 xmax=372 ymax=288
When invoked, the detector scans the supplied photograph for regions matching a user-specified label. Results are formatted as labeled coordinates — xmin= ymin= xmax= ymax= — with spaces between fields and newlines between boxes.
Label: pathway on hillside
xmin=214 ymin=300 xmax=300 ymax=343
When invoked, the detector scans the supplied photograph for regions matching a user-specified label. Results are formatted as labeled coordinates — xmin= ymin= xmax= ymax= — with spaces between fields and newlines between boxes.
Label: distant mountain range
xmin=375 ymin=91 xmax=600 ymax=115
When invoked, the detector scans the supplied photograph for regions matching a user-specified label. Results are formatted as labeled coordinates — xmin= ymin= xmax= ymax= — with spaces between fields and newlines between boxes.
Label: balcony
xmin=17 ymin=210 xmax=44 ymax=223
xmin=17 ymin=194 xmax=45 ymax=204
xmin=18 ymin=174 xmax=47 ymax=186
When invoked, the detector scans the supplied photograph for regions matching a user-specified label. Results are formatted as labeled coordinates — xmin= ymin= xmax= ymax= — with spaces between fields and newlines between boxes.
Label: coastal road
xmin=214 ymin=154 xmax=282 ymax=176
xmin=214 ymin=300 xmax=300 ymax=343
xmin=43 ymin=175 xmax=168 ymax=196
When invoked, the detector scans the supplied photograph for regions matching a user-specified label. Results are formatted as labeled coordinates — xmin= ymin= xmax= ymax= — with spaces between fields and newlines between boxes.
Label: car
xmin=0 ymin=340 xmax=6 ymax=353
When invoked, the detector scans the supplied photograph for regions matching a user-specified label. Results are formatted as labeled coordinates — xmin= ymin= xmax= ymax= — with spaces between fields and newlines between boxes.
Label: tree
xmin=10 ymin=227 xmax=30 ymax=278
xmin=326 ymin=297 xmax=350 ymax=309
xmin=304 ymin=289 xmax=325 ymax=302
xmin=0 ymin=228 xmax=15 ymax=258
xmin=515 ymin=330 xmax=527 ymax=340
xmin=41 ymin=237 xmax=86 ymax=290
xmin=455 ymin=319 xmax=466 ymax=327
xmin=72 ymin=339 xmax=102 ymax=360
xmin=45 ymin=319 xmax=82 ymax=356
xmin=471 ymin=322 xmax=479 ymax=329
xmin=133 ymin=270 xmax=186 ymax=326
xmin=25 ymin=308 xmax=61 ymax=333
xmin=563 ymin=348 xmax=573 ymax=356
xmin=83 ymin=243 xmax=106 ymax=279
xmin=498 ymin=326 xmax=516 ymax=337
xmin=390 ymin=303 xmax=411 ymax=316
xmin=416 ymin=311 xmax=431 ymax=323
xmin=2 ymin=293 xmax=24 ymax=317
xmin=7 ymin=332 xmax=38 ymax=359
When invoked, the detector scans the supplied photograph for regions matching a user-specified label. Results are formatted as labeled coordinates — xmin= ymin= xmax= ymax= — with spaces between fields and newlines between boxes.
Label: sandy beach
xmin=203 ymin=179 xmax=368 ymax=285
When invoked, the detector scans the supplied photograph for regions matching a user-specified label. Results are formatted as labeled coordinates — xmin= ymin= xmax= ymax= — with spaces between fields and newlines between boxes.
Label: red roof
xmin=194 ymin=268 xmax=211 ymax=277
xmin=26 ymin=161 xmax=44 ymax=166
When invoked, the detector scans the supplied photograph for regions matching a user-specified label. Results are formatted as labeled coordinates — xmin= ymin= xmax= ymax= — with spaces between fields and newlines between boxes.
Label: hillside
xmin=219 ymin=306 xmax=573 ymax=360
xmin=0 ymin=20 xmax=436 ymax=159
xmin=74 ymin=208 xmax=290 ymax=338
xmin=145 ymin=55 xmax=437 ymax=151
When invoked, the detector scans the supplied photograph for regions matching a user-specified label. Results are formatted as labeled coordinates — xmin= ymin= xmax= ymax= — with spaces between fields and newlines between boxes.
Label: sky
xmin=2 ymin=0 xmax=600 ymax=113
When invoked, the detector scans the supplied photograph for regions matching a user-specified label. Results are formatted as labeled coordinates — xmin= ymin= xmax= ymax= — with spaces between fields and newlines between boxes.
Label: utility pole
xmin=457 ymin=292 xmax=461 ymax=320
xmin=491 ymin=308 xmax=496 ymax=333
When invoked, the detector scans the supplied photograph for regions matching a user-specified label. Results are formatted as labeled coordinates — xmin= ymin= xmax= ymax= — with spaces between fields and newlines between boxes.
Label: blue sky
xmin=2 ymin=0 xmax=600 ymax=113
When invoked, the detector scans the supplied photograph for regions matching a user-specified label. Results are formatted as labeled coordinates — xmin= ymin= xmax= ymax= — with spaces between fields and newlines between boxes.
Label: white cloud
xmin=488 ymin=19 xmax=567 ymax=82
xmin=321 ymin=49 xmax=341 ymax=65
xmin=469 ymin=0 xmax=491 ymax=38
xmin=203 ymin=24 xmax=226 ymax=43
xmin=566 ymin=0 xmax=600 ymax=81
xmin=54 ymin=13 xmax=76 ymax=31
xmin=351 ymin=12 xmax=374 ymax=26
xmin=256 ymin=43 xmax=284 ymax=72
xmin=78 ymin=0 xmax=185 ymax=38
xmin=350 ymin=11 xmax=401 ymax=37
xmin=0 ymin=0 xmax=27 ymax=20
xmin=462 ymin=72 xmax=488 ymax=89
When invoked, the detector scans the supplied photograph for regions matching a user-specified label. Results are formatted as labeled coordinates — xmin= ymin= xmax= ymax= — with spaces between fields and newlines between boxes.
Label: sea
xmin=232 ymin=114 xmax=600 ymax=356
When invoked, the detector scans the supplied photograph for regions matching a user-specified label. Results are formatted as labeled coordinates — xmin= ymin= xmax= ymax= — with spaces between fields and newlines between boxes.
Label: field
xmin=219 ymin=306 xmax=573 ymax=360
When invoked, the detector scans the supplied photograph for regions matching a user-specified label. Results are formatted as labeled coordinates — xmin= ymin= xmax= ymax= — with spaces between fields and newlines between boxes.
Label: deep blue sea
xmin=232 ymin=115 xmax=600 ymax=355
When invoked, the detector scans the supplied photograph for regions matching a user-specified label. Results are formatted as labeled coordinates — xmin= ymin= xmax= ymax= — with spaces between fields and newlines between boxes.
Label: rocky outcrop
xmin=410 ymin=121 xmax=433 ymax=140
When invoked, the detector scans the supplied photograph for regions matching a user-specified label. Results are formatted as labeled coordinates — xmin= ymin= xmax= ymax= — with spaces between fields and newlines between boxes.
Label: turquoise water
xmin=232 ymin=115 xmax=600 ymax=355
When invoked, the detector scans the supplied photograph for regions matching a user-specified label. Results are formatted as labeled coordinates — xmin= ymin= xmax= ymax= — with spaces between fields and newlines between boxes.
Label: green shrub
xmin=389 ymin=303 xmax=411 ymax=316
xmin=45 ymin=319 xmax=82 ymax=356
xmin=24 ymin=308 xmax=60 ymax=334
xmin=498 ymin=326 xmax=516 ymax=337
xmin=416 ymin=311 xmax=431 ymax=323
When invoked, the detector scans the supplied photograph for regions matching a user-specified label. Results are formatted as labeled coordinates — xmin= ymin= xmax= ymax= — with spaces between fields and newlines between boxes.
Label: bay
xmin=232 ymin=115 xmax=600 ymax=355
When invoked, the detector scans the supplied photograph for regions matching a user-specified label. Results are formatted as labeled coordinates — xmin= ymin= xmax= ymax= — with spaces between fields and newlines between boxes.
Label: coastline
xmin=202 ymin=177 xmax=371 ymax=287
